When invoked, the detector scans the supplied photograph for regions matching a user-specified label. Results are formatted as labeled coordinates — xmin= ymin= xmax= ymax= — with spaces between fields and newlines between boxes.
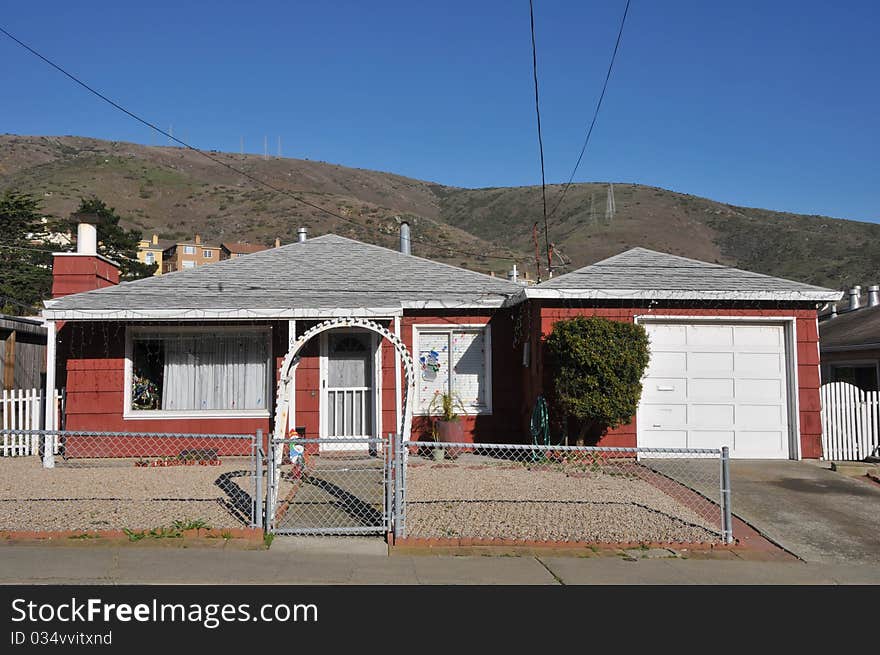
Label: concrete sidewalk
xmin=2 ymin=544 xmax=879 ymax=584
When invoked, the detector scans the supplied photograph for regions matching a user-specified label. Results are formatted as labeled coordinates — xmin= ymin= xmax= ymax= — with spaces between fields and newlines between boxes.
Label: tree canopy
xmin=0 ymin=190 xmax=55 ymax=315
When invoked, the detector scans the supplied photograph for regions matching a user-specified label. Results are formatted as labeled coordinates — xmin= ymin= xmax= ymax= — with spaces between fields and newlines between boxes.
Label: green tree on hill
xmin=0 ymin=190 xmax=56 ymax=315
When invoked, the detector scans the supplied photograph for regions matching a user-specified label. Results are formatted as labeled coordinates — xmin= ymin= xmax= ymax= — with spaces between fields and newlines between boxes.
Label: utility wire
xmin=0 ymin=26 xmax=521 ymax=264
xmin=528 ymin=0 xmax=551 ymax=279
xmin=546 ymin=0 xmax=631 ymax=224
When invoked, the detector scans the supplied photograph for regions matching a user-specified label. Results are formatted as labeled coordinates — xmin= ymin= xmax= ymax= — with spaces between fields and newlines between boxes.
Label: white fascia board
xmin=520 ymin=287 xmax=843 ymax=303
xmin=400 ymin=298 xmax=507 ymax=310
xmin=41 ymin=307 xmax=405 ymax=321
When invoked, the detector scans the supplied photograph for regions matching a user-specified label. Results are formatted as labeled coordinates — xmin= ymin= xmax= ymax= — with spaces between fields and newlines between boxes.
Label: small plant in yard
xmin=263 ymin=532 xmax=274 ymax=549
xmin=545 ymin=316 xmax=650 ymax=445
xmin=67 ymin=533 xmax=99 ymax=540
xmin=172 ymin=519 xmax=210 ymax=532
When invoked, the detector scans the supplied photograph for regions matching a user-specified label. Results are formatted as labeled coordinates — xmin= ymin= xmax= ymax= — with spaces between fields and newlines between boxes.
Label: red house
xmin=43 ymin=225 xmax=841 ymax=459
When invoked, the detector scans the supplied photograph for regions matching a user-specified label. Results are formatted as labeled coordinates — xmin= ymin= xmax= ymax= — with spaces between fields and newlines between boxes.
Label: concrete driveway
xmin=659 ymin=459 xmax=880 ymax=564
xmin=724 ymin=461 xmax=880 ymax=564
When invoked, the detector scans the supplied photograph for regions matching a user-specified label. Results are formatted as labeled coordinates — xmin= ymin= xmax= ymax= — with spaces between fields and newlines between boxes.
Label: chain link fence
xmin=0 ymin=429 xmax=261 ymax=533
xmin=267 ymin=437 xmax=389 ymax=535
xmin=397 ymin=440 xmax=731 ymax=544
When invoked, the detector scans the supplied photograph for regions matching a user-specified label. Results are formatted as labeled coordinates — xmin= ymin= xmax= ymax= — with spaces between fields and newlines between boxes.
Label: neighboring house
xmin=162 ymin=235 xmax=221 ymax=273
xmin=136 ymin=234 xmax=174 ymax=275
xmin=220 ymin=240 xmax=276 ymax=260
xmin=42 ymin=226 xmax=841 ymax=460
xmin=1 ymin=314 xmax=47 ymax=390
xmin=818 ymin=284 xmax=880 ymax=391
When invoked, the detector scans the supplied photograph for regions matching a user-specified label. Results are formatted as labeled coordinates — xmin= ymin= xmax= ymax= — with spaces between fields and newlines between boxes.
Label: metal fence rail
xmin=0 ymin=428 xmax=260 ymax=532
xmin=398 ymin=439 xmax=732 ymax=544
xmin=267 ymin=436 xmax=389 ymax=535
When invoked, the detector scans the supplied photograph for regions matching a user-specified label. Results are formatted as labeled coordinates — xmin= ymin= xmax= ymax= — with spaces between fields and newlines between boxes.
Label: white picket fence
xmin=0 ymin=388 xmax=64 ymax=457
xmin=820 ymin=382 xmax=880 ymax=461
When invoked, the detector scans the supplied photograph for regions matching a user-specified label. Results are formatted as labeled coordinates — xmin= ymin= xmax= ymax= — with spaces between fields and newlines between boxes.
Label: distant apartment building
xmin=220 ymin=238 xmax=280 ymax=260
xmin=136 ymin=234 xmax=173 ymax=276
xmin=161 ymin=235 xmax=222 ymax=274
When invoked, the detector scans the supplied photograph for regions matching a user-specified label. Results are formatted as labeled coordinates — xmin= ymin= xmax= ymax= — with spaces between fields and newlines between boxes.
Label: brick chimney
xmin=51 ymin=218 xmax=120 ymax=298
xmin=194 ymin=234 xmax=201 ymax=245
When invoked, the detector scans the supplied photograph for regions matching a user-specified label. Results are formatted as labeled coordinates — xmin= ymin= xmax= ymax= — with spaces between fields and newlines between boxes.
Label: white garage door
xmin=638 ymin=322 xmax=791 ymax=459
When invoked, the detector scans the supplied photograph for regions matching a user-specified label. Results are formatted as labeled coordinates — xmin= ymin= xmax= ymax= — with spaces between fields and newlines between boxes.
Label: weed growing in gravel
xmin=123 ymin=526 xmax=184 ymax=542
xmin=67 ymin=533 xmax=99 ymax=540
xmin=263 ymin=533 xmax=274 ymax=549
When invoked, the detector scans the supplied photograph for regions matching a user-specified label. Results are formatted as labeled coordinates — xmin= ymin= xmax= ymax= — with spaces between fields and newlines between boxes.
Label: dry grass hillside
xmin=2 ymin=134 xmax=876 ymax=288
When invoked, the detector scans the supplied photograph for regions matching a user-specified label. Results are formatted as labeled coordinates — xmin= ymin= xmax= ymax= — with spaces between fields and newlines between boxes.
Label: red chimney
xmin=51 ymin=221 xmax=121 ymax=298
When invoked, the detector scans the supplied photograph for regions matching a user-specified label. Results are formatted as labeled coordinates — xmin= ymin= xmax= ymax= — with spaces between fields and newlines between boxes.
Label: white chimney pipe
xmin=869 ymin=285 xmax=880 ymax=307
xmin=77 ymin=223 xmax=97 ymax=255
xmin=849 ymin=287 xmax=861 ymax=311
xmin=508 ymin=264 xmax=519 ymax=284
xmin=297 ymin=227 xmax=308 ymax=243
xmin=399 ymin=222 xmax=411 ymax=255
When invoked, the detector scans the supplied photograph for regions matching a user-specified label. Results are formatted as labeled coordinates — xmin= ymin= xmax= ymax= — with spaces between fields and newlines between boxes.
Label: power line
xmin=0 ymin=26 xmax=522 ymax=264
xmin=546 ymin=0 xmax=631 ymax=224
xmin=528 ymin=0 xmax=551 ymax=279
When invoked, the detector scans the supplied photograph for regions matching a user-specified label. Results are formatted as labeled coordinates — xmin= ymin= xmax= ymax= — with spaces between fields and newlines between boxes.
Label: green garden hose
xmin=530 ymin=396 xmax=549 ymax=460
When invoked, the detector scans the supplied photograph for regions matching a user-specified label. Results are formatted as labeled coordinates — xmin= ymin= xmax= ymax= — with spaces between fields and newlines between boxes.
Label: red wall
xmin=527 ymin=305 xmax=823 ymax=458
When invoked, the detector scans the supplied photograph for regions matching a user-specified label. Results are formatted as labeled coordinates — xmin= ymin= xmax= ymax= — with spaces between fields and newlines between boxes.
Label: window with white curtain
xmin=128 ymin=329 xmax=269 ymax=414
xmin=414 ymin=325 xmax=492 ymax=414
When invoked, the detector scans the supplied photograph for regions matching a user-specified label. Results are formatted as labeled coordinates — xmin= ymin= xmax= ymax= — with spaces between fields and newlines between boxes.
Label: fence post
xmin=394 ymin=432 xmax=405 ymax=539
xmin=720 ymin=446 xmax=733 ymax=544
xmin=254 ymin=429 xmax=264 ymax=530
xmin=385 ymin=433 xmax=393 ymax=535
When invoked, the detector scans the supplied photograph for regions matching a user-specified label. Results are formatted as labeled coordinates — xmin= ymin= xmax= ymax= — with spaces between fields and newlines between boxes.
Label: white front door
xmin=637 ymin=321 xmax=792 ymax=459
xmin=321 ymin=331 xmax=375 ymax=451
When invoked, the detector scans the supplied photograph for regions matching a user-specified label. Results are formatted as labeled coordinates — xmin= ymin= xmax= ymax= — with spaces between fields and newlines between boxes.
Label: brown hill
xmin=1 ymin=134 xmax=877 ymax=288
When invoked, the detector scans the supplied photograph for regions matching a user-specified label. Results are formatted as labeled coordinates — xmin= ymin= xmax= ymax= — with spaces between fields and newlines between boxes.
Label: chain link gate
xmin=266 ymin=435 xmax=392 ymax=535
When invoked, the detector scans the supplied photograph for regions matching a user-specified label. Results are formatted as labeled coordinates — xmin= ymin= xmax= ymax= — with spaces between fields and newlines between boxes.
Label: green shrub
xmin=545 ymin=316 xmax=650 ymax=444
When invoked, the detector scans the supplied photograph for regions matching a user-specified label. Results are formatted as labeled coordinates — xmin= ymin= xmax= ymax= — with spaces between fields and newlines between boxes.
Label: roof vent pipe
xmin=869 ymin=285 xmax=880 ymax=307
xmin=76 ymin=222 xmax=97 ymax=255
xmin=508 ymin=264 xmax=519 ymax=284
xmin=849 ymin=287 xmax=861 ymax=311
xmin=829 ymin=303 xmax=837 ymax=319
xmin=297 ymin=227 xmax=308 ymax=243
xmin=399 ymin=221 xmax=411 ymax=255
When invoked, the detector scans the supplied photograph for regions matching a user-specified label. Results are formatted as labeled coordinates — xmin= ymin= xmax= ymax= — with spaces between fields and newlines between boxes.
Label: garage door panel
xmin=737 ymin=404 xmax=785 ymax=428
xmin=689 ymin=430 xmax=735 ymax=450
xmin=688 ymin=352 xmax=734 ymax=374
xmin=686 ymin=325 xmax=733 ymax=346
xmin=640 ymin=322 xmax=790 ymax=459
xmin=733 ymin=325 xmax=783 ymax=347
xmin=690 ymin=404 xmax=734 ymax=427
xmin=735 ymin=378 xmax=783 ymax=401
xmin=640 ymin=430 xmax=687 ymax=449
xmin=734 ymin=431 xmax=787 ymax=457
xmin=641 ymin=378 xmax=686 ymax=402
xmin=689 ymin=378 xmax=733 ymax=400
xmin=640 ymin=404 xmax=687 ymax=426
xmin=736 ymin=352 xmax=783 ymax=375
xmin=646 ymin=352 xmax=687 ymax=376
xmin=647 ymin=324 xmax=687 ymax=347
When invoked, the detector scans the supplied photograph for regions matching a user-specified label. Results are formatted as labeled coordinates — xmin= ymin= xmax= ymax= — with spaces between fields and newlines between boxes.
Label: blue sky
xmin=1 ymin=1 xmax=877 ymax=221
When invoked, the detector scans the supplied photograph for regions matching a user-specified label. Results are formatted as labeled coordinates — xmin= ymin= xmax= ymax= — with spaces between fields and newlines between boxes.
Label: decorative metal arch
xmin=272 ymin=317 xmax=416 ymax=447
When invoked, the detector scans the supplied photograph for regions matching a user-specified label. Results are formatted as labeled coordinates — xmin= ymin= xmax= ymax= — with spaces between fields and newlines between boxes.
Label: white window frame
xmin=183 ymin=245 xmax=196 ymax=255
xmin=124 ymin=325 xmax=273 ymax=420
xmin=144 ymin=251 xmax=155 ymax=264
xmin=203 ymin=249 xmax=213 ymax=258
xmin=181 ymin=260 xmax=196 ymax=269
xmin=412 ymin=323 xmax=492 ymax=416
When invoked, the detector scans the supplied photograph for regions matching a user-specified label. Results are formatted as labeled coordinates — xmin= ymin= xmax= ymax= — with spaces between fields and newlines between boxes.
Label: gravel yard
xmin=405 ymin=455 xmax=721 ymax=543
xmin=0 ymin=456 xmax=254 ymax=531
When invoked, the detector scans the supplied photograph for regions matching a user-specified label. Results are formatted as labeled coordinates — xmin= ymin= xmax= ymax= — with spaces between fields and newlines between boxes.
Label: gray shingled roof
xmin=820 ymin=305 xmax=880 ymax=350
xmin=44 ymin=234 xmax=522 ymax=319
xmin=526 ymin=247 xmax=841 ymax=302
